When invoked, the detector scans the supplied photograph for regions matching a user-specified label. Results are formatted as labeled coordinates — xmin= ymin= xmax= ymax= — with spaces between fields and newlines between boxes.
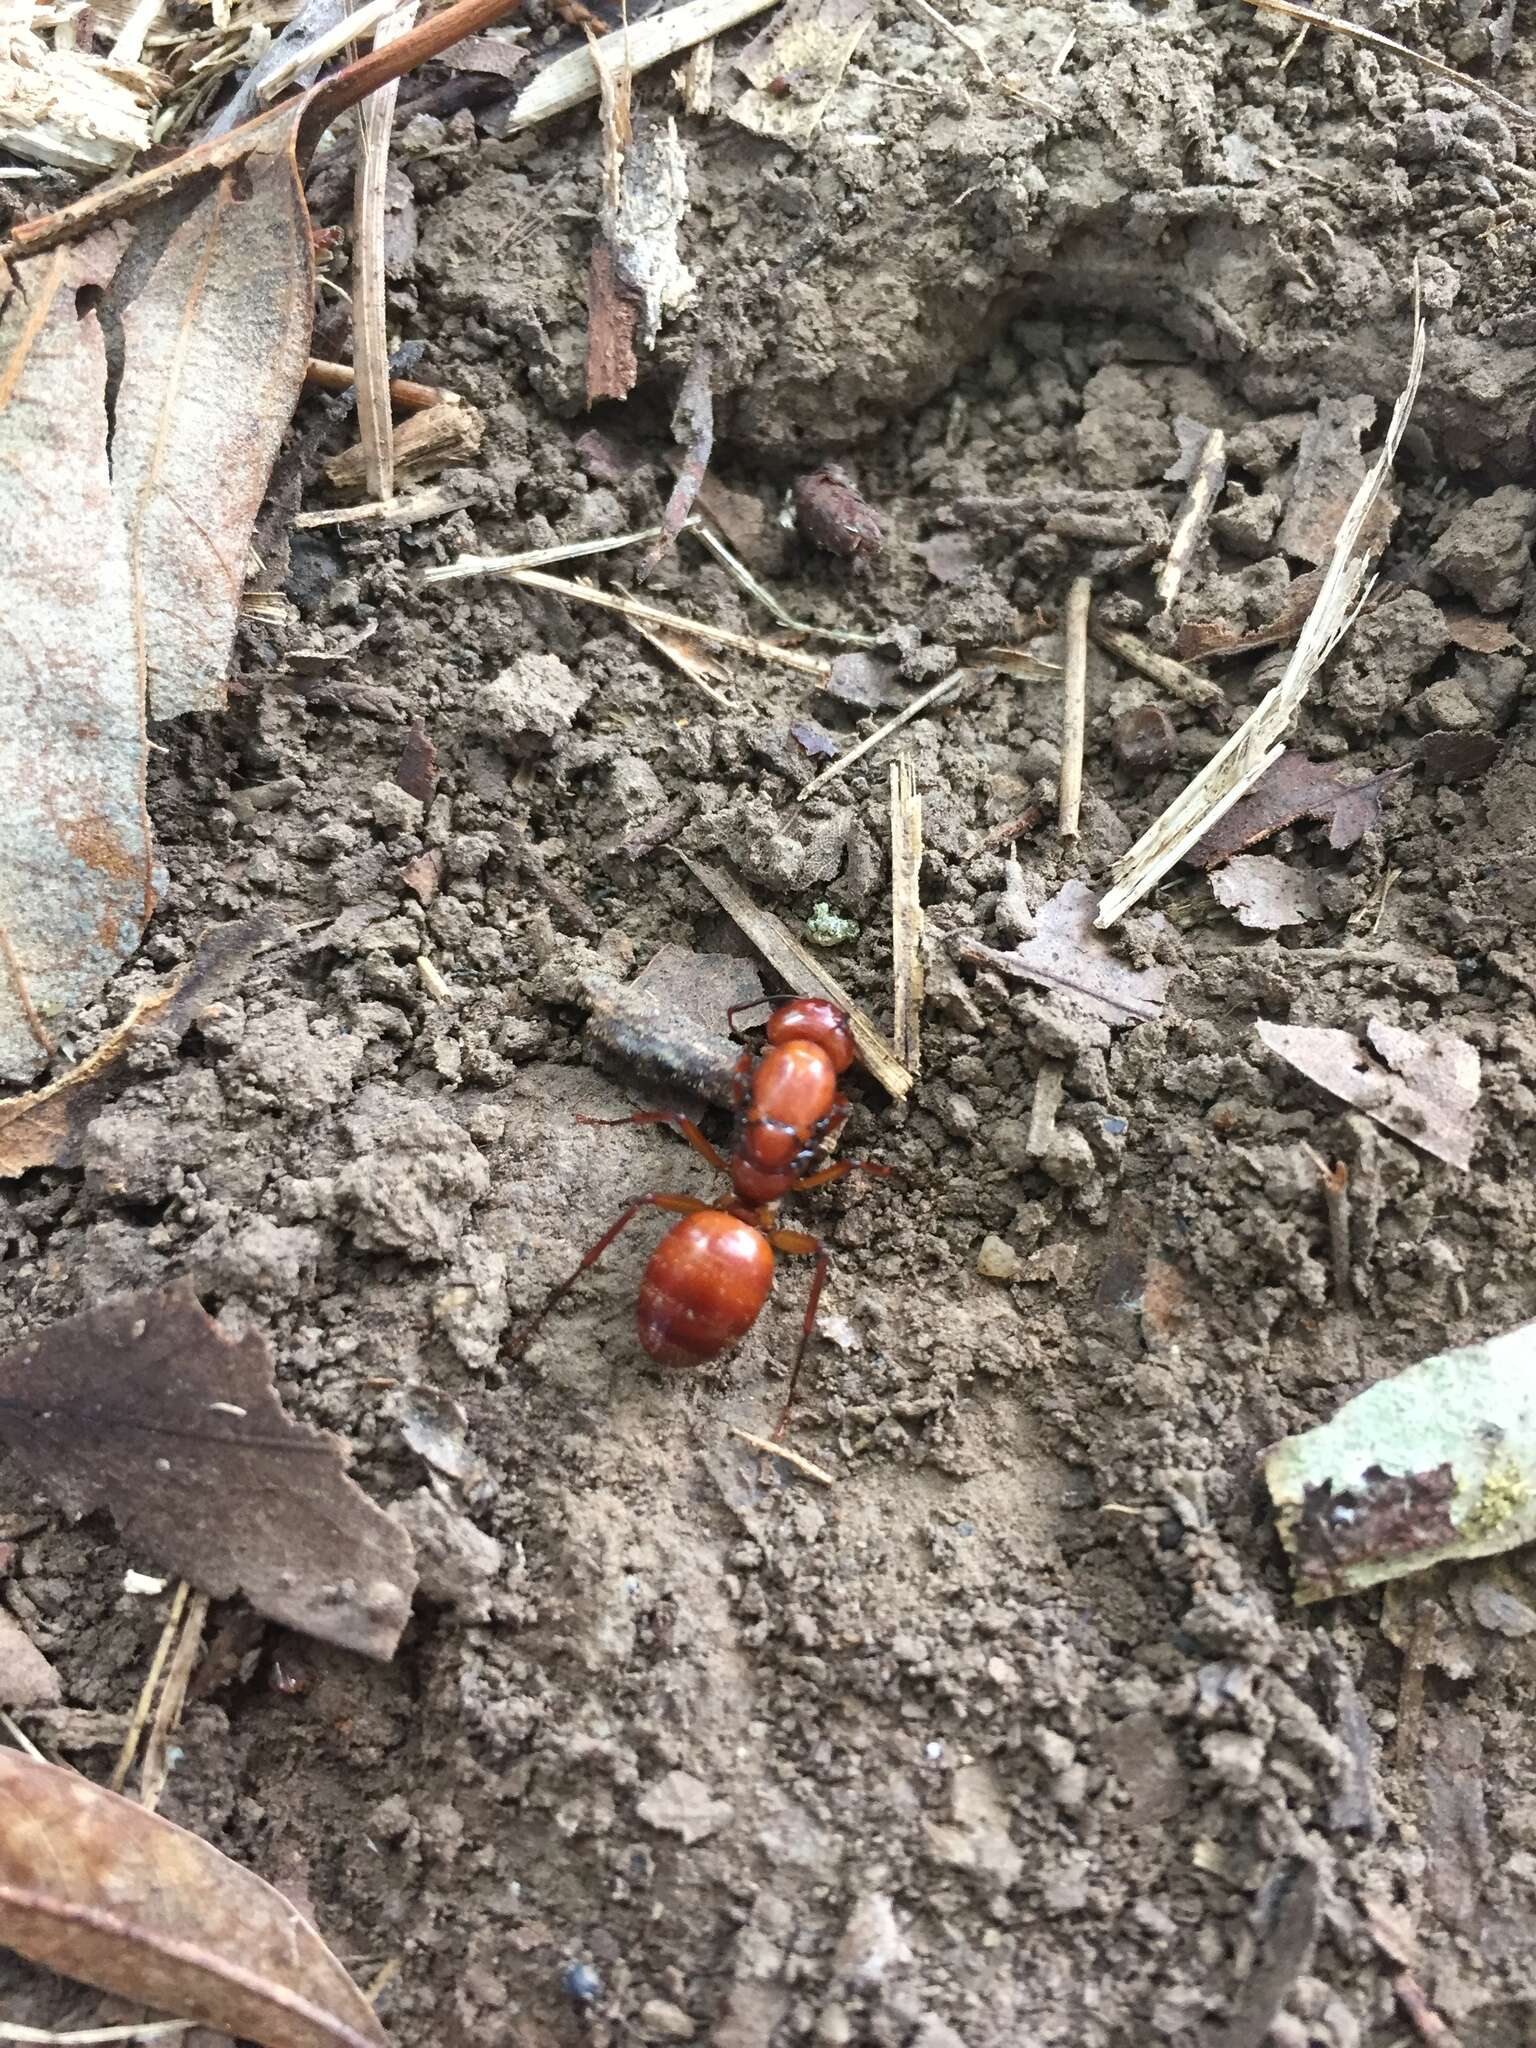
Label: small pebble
xmin=976 ymin=1233 xmax=1021 ymax=1281
xmin=1111 ymin=704 xmax=1177 ymax=775
xmin=640 ymin=1997 xmax=697 ymax=2040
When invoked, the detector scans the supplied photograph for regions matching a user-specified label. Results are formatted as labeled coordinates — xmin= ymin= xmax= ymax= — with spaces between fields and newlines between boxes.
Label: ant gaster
xmin=511 ymin=997 xmax=887 ymax=1436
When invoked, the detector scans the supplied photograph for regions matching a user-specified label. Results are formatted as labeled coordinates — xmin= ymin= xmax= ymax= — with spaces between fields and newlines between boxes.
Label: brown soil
xmin=5 ymin=1 xmax=1536 ymax=2043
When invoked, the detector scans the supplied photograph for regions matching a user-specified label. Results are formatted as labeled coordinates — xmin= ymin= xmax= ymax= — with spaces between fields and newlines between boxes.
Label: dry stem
xmin=1057 ymin=576 xmax=1090 ymax=839
xmin=1157 ymin=426 xmax=1226 ymax=609
xmin=726 ymin=1425 xmax=836 ymax=1486
xmin=139 ymin=1588 xmax=210 ymax=1812
xmin=110 ymin=1580 xmax=189 ymax=1794
xmin=350 ymin=0 xmax=419 ymax=499
xmin=889 ymin=758 xmax=924 ymax=1074
xmin=676 ymin=853 xmax=913 ymax=1098
xmin=1089 ymin=623 xmax=1223 ymax=711
xmin=1243 ymin=0 xmax=1536 ymax=129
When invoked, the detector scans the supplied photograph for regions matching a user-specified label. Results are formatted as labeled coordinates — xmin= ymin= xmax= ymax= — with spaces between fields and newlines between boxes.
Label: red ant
xmin=511 ymin=996 xmax=887 ymax=1436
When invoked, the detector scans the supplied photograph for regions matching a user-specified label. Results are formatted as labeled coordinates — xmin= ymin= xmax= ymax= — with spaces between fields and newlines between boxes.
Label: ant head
xmin=764 ymin=997 xmax=856 ymax=1074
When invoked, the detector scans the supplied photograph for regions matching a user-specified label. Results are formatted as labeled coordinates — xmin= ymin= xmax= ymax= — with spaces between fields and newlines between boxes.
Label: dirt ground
xmin=5 ymin=0 xmax=1536 ymax=2041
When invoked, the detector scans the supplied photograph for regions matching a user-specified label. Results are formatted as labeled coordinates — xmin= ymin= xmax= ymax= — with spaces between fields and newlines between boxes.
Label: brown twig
xmin=303 ymin=356 xmax=445 ymax=411
xmin=1089 ymin=622 xmax=1224 ymax=711
xmin=139 ymin=1589 xmax=210 ymax=1812
xmin=975 ymin=804 xmax=1044 ymax=853
xmin=1058 ymin=576 xmax=1090 ymax=840
xmin=1026 ymin=1061 xmax=1065 ymax=1156
xmin=675 ymin=853 xmax=913 ymax=1098
xmin=1394 ymin=1596 xmax=1434 ymax=1771
xmin=797 ymin=667 xmax=974 ymax=802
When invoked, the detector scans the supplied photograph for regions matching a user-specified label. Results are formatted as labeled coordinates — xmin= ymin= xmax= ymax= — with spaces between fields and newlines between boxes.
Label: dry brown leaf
xmin=1209 ymin=854 xmax=1324 ymax=930
xmin=954 ymin=879 xmax=1171 ymax=1046
xmin=107 ymin=114 xmax=315 ymax=721
xmin=1187 ymin=752 xmax=1405 ymax=869
xmin=0 ymin=1748 xmax=388 ymax=2048
xmin=0 ymin=1279 xmax=418 ymax=1658
xmin=0 ymin=233 xmax=154 ymax=1084
xmin=0 ymin=913 xmax=279 ymax=1178
xmin=1256 ymin=1018 xmax=1480 ymax=1170
xmin=1418 ymin=729 xmax=1501 ymax=788
xmin=0 ymin=1610 xmax=60 ymax=1707
xmin=1441 ymin=608 xmax=1518 ymax=655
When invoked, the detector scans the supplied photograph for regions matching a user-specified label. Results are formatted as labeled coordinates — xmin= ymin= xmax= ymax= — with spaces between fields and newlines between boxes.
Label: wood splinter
xmin=890 ymin=758 xmax=924 ymax=1075
xmin=1058 ymin=576 xmax=1091 ymax=841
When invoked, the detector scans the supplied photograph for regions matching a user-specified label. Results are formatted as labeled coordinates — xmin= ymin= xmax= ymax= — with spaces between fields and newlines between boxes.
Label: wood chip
xmin=730 ymin=0 xmax=877 ymax=141
xmin=323 ymin=395 xmax=483 ymax=493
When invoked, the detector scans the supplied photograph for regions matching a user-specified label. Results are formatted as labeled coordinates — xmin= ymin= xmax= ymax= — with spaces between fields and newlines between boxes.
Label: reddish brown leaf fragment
xmin=585 ymin=242 xmax=641 ymax=404
xmin=794 ymin=465 xmax=882 ymax=560
xmin=0 ymin=1279 xmax=417 ymax=1658
xmin=0 ymin=1749 xmax=388 ymax=2048
xmin=395 ymin=719 xmax=438 ymax=801
xmin=1186 ymin=752 xmax=1404 ymax=869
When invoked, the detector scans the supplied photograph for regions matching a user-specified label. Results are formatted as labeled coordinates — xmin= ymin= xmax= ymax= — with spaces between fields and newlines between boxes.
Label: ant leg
xmin=726 ymin=998 xmax=776 ymax=1034
xmin=790 ymin=1158 xmax=893 ymax=1194
xmin=575 ymin=1110 xmax=729 ymax=1173
xmin=764 ymin=1227 xmax=828 ymax=1440
xmin=508 ymin=1193 xmax=708 ymax=1358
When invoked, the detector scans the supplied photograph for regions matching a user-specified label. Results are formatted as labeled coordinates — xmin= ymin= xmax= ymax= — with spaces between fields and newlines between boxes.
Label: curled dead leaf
xmin=0 ymin=1749 xmax=388 ymax=2048
xmin=0 ymin=1279 xmax=417 ymax=1658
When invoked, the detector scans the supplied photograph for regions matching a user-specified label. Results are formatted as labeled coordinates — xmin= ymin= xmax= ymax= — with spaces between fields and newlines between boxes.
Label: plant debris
xmin=0 ymin=914 xmax=278 ymax=1178
xmin=0 ymin=9 xmax=157 ymax=173
xmin=793 ymin=464 xmax=883 ymax=560
xmin=1210 ymin=853 xmax=1325 ymax=930
xmin=503 ymin=0 xmax=776 ymax=132
xmin=0 ymin=1280 xmax=418 ymax=1659
xmin=954 ymin=879 xmax=1172 ymax=1046
xmin=728 ymin=0 xmax=876 ymax=142
xmin=1418 ymin=729 xmax=1501 ymax=787
xmin=1265 ymin=1318 xmax=1536 ymax=1602
xmin=0 ymin=234 xmax=154 ymax=1082
xmin=1187 ymin=752 xmax=1405 ymax=868
xmin=1276 ymin=394 xmax=1395 ymax=566
xmin=1256 ymin=1017 xmax=1480 ymax=1171
xmin=323 ymin=395 xmax=484 ymax=495
xmin=0 ymin=1748 xmax=388 ymax=2048
xmin=640 ymin=344 xmax=713 ymax=578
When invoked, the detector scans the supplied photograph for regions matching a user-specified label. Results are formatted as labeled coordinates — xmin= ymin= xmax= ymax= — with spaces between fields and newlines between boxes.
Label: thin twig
xmin=0 ymin=2026 xmax=195 ymax=2045
xmin=675 ymin=853 xmax=912 ymax=1098
xmin=1394 ymin=1596 xmax=1434 ymax=1770
xmin=0 ymin=1710 xmax=45 ymax=1761
xmin=624 ymin=617 xmax=736 ymax=709
xmin=1243 ymin=0 xmax=1536 ymax=128
xmin=902 ymin=0 xmax=991 ymax=76
xmin=111 ymin=1580 xmax=188 ymax=1794
xmin=451 ymin=565 xmax=834 ymax=678
xmin=1058 ymin=576 xmax=1090 ymax=840
xmin=1089 ymin=622 xmax=1223 ymax=710
xmin=690 ymin=522 xmax=885 ymax=647
xmin=974 ymin=804 xmax=1044 ymax=853
xmin=139 ymin=1589 xmax=209 ymax=1812
xmin=425 ymin=523 xmax=677 ymax=578
xmin=797 ymin=668 xmax=968 ymax=801
xmin=505 ymin=0 xmax=776 ymax=130
xmin=890 ymin=758 xmax=924 ymax=1074
xmin=1026 ymin=1061 xmax=1065 ymax=1156
xmin=1157 ymin=426 xmax=1226 ymax=608
xmin=292 ymin=483 xmax=471 ymax=528
xmin=304 ymin=356 xmax=445 ymax=411
xmin=350 ymin=0 xmax=419 ymax=499
xmin=726 ymin=1424 xmax=836 ymax=1486
xmin=257 ymin=0 xmax=401 ymax=102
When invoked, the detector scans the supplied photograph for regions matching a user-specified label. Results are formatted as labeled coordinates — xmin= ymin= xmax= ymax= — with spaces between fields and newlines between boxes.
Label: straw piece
xmin=1057 ymin=576 xmax=1090 ymax=840
xmin=1157 ymin=426 xmax=1225 ymax=608
xmin=1088 ymin=623 xmax=1223 ymax=710
xmin=505 ymin=0 xmax=776 ymax=131
xmin=675 ymin=853 xmax=913 ymax=1098
xmin=889 ymin=758 xmax=924 ymax=1074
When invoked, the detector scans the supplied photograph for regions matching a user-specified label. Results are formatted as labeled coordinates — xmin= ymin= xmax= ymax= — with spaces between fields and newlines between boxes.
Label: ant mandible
xmin=511 ymin=996 xmax=887 ymax=1437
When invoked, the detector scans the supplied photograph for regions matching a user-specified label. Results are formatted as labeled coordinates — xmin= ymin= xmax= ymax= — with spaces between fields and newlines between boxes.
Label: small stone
xmin=1042 ymin=1126 xmax=1096 ymax=1188
xmin=1408 ymin=677 xmax=1483 ymax=732
xmin=1203 ymin=1730 xmax=1266 ymax=1787
xmin=976 ymin=1234 xmax=1021 ymax=1281
xmin=369 ymin=780 xmax=424 ymax=834
xmin=639 ymin=1997 xmax=696 ymax=2040
xmin=832 ymin=1893 xmax=909 ymax=1985
xmin=816 ymin=2004 xmax=853 ymax=2046
xmin=637 ymin=1770 xmax=732 ymax=1845
xmin=472 ymin=652 xmax=592 ymax=755
xmin=1425 ymin=483 xmax=1536 ymax=613
xmin=1111 ymin=704 xmax=1176 ymax=776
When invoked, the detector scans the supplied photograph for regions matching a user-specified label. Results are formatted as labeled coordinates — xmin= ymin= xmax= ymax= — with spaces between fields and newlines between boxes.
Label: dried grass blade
xmin=1095 ymin=275 xmax=1425 ymax=930
xmin=350 ymin=0 xmax=419 ymax=500
xmin=889 ymin=759 xmax=924 ymax=1073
